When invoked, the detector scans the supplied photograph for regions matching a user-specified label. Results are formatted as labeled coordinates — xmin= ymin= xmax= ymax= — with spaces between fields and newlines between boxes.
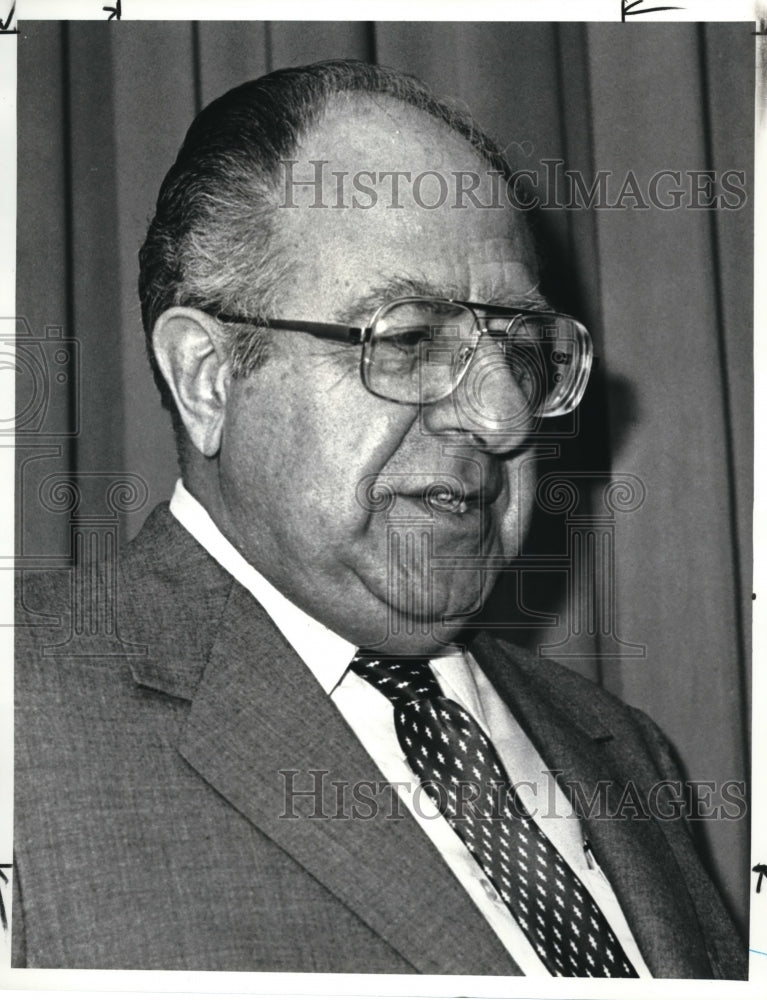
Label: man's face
xmin=213 ymin=96 xmax=540 ymax=653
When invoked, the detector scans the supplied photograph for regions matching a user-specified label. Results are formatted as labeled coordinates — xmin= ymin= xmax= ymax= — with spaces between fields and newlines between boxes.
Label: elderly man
xmin=13 ymin=60 xmax=745 ymax=977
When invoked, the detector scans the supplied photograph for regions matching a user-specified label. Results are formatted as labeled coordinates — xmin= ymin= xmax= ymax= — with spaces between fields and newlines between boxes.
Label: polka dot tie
xmin=349 ymin=652 xmax=638 ymax=978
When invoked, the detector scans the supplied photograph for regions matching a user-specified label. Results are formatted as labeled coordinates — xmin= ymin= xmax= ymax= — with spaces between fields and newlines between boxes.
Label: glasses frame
xmin=215 ymin=296 xmax=593 ymax=417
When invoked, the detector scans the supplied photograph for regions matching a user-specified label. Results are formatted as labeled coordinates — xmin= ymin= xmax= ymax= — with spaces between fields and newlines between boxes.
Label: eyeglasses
xmin=216 ymin=296 xmax=593 ymax=418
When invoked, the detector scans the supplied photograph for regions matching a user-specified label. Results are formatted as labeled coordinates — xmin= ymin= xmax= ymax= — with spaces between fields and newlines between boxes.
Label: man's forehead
xmin=276 ymin=93 xmax=540 ymax=318
xmin=461 ymin=238 xmax=539 ymax=295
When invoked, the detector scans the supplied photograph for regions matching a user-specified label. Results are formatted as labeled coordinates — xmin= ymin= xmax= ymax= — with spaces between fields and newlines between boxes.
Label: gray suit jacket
xmin=12 ymin=504 xmax=746 ymax=975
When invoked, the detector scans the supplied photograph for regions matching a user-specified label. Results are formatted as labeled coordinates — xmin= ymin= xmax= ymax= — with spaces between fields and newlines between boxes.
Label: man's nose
xmin=419 ymin=337 xmax=534 ymax=454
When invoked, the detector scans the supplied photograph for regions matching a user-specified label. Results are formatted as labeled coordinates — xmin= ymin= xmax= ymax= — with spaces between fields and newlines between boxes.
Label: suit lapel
xmin=472 ymin=632 xmax=713 ymax=978
xmin=174 ymin=582 xmax=520 ymax=976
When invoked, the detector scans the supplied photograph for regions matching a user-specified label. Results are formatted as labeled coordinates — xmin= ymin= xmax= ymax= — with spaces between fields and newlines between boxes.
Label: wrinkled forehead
xmin=272 ymin=94 xmax=540 ymax=314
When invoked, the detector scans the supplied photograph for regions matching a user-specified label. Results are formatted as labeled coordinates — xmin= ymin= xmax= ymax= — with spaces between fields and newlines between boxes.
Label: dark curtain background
xmin=16 ymin=21 xmax=753 ymax=935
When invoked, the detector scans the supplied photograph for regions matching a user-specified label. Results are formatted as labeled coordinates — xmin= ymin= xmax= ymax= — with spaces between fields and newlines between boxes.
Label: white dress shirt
xmin=170 ymin=479 xmax=651 ymax=977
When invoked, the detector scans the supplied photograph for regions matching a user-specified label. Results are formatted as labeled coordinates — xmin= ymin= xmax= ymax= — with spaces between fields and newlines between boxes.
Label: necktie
xmin=349 ymin=652 xmax=638 ymax=978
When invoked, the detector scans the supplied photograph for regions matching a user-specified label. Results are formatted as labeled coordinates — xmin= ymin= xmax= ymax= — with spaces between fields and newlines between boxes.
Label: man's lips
xmin=355 ymin=469 xmax=504 ymax=516
xmin=395 ymin=473 xmax=503 ymax=513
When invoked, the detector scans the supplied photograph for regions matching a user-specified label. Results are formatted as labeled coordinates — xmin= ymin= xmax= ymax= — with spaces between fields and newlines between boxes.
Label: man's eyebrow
xmin=336 ymin=275 xmax=552 ymax=325
xmin=335 ymin=276 xmax=458 ymax=324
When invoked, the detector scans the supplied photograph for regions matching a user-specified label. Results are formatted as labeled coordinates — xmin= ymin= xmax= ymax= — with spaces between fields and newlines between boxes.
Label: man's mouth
xmin=405 ymin=474 xmax=502 ymax=516
xmin=355 ymin=470 xmax=504 ymax=518
xmin=423 ymin=485 xmax=474 ymax=515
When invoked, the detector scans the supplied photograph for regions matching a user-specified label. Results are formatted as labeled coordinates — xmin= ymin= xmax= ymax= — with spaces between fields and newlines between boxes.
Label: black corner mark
xmin=0 ymin=864 xmax=10 ymax=932
xmin=0 ymin=2 xmax=17 ymax=34
xmin=103 ymin=0 xmax=121 ymax=20
xmin=621 ymin=0 xmax=684 ymax=20
xmin=753 ymin=863 xmax=767 ymax=893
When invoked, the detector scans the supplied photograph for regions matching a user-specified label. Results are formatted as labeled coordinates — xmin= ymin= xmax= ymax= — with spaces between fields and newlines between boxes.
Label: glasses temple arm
xmin=216 ymin=312 xmax=368 ymax=345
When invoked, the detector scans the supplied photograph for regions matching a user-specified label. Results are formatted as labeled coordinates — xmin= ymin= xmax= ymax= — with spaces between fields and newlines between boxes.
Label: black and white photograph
xmin=1 ymin=7 xmax=761 ymax=995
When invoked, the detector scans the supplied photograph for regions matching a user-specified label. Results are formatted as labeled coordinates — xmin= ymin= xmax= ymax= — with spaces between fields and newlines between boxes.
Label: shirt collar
xmin=169 ymin=479 xmax=356 ymax=694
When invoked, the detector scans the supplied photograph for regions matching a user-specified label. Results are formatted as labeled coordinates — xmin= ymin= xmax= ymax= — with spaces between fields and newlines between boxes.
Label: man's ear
xmin=152 ymin=307 xmax=231 ymax=457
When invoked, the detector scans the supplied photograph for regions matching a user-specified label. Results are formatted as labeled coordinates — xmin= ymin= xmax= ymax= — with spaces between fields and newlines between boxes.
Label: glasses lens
xmin=363 ymin=300 xmax=592 ymax=416
xmin=503 ymin=314 xmax=592 ymax=417
xmin=365 ymin=299 xmax=478 ymax=404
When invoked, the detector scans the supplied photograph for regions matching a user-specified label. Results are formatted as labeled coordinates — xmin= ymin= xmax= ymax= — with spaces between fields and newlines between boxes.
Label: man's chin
xmin=348 ymin=589 xmax=489 ymax=656
xmin=352 ymin=623 xmax=469 ymax=658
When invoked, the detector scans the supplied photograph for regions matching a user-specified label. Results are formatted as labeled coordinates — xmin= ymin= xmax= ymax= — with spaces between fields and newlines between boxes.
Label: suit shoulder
xmin=475 ymin=630 xmax=625 ymax=710
xmin=473 ymin=631 xmax=678 ymax=772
